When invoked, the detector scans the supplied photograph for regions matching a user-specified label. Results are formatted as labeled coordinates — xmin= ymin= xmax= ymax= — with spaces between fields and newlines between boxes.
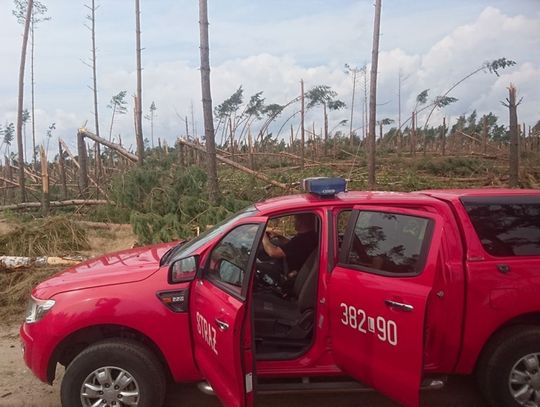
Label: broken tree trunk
xmin=505 ymin=84 xmax=520 ymax=187
xmin=78 ymin=128 xmax=138 ymax=162
xmin=59 ymin=139 xmax=108 ymax=198
xmin=40 ymin=145 xmax=49 ymax=217
xmin=77 ymin=130 xmax=89 ymax=197
xmin=58 ymin=140 xmax=68 ymax=199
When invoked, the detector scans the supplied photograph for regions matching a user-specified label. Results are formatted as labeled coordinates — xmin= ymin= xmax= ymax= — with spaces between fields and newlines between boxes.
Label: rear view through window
xmin=462 ymin=197 xmax=540 ymax=257
xmin=345 ymin=211 xmax=432 ymax=275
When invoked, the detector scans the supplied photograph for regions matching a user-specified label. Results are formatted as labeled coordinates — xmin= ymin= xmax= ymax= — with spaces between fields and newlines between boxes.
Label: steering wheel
xmin=255 ymin=232 xmax=289 ymax=295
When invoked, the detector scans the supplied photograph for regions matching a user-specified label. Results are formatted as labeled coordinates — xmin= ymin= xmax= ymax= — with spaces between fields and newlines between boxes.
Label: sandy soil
xmin=0 ymin=323 xmax=62 ymax=407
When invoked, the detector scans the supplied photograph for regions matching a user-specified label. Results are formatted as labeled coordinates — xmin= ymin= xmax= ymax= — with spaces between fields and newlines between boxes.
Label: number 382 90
xmin=340 ymin=303 xmax=398 ymax=346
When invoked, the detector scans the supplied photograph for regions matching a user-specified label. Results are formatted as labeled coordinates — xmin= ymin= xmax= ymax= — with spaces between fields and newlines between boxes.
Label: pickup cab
xmin=20 ymin=179 xmax=540 ymax=407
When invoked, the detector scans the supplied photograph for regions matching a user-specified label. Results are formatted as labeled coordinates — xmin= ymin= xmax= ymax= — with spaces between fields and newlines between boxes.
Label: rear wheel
xmin=477 ymin=326 xmax=540 ymax=407
xmin=60 ymin=339 xmax=166 ymax=407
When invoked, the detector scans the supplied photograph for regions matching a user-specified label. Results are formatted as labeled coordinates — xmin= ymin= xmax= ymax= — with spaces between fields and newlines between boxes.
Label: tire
xmin=60 ymin=339 xmax=166 ymax=407
xmin=477 ymin=325 xmax=540 ymax=407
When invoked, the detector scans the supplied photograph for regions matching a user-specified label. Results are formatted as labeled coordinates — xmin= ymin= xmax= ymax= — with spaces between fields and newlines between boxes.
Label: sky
xmin=0 ymin=0 xmax=539 ymax=158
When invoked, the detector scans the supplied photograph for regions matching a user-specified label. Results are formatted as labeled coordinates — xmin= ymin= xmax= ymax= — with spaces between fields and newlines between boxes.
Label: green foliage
xmin=2 ymin=122 xmax=15 ymax=146
xmin=108 ymin=91 xmax=128 ymax=115
xmin=306 ymin=85 xmax=346 ymax=111
xmin=416 ymin=89 xmax=429 ymax=106
xmin=433 ymin=96 xmax=458 ymax=108
xmin=107 ymin=156 xmax=252 ymax=244
xmin=416 ymin=157 xmax=487 ymax=177
xmin=486 ymin=58 xmax=516 ymax=77
xmin=12 ymin=0 xmax=50 ymax=25
xmin=215 ymin=86 xmax=244 ymax=119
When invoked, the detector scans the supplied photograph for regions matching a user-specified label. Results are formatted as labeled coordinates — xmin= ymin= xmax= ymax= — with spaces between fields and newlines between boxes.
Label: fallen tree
xmin=0 ymin=199 xmax=108 ymax=211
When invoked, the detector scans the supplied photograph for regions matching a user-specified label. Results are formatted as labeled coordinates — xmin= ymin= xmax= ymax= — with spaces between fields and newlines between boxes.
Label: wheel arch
xmin=474 ymin=311 xmax=540 ymax=374
xmin=47 ymin=324 xmax=172 ymax=384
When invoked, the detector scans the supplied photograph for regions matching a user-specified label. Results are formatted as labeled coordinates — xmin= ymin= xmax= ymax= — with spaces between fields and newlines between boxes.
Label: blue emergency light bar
xmin=302 ymin=177 xmax=347 ymax=197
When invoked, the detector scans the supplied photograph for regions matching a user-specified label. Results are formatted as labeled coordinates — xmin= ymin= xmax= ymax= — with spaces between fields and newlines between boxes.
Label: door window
xmin=343 ymin=210 xmax=433 ymax=276
xmin=206 ymin=224 xmax=260 ymax=295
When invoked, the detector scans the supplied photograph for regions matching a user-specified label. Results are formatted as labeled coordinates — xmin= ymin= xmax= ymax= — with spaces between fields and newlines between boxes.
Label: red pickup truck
xmin=20 ymin=179 xmax=540 ymax=407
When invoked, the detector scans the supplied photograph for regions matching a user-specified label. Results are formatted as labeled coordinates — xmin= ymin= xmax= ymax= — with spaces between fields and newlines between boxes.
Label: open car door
xmin=190 ymin=217 xmax=267 ymax=407
xmin=329 ymin=206 xmax=443 ymax=407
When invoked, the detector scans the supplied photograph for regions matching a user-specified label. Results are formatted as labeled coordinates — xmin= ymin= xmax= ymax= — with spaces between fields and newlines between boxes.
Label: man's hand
xmin=262 ymin=232 xmax=285 ymax=259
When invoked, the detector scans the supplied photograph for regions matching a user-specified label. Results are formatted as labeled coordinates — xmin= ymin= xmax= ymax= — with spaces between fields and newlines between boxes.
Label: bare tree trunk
xmin=411 ymin=111 xmax=416 ymax=157
xmin=349 ymin=68 xmax=357 ymax=147
xmin=441 ymin=117 xmax=446 ymax=157
xmin=506 ymin=84 xmax=520 ymax=187
xmin=397 ymin=69 xmax=403 ymax=156
xmin=368 ymin=0 xmax=382 ymax=189
xmin=323 ymin=103 xmax=328 ymax=156
xmin=134 ymin=0 xmax=144 ymax=165
xmin=300 ymin=79 xmax=305 ymax=169
xmin=5 ymin=157 xmax=13 ymax=202
xmin=248 ymin=127 xmax=254 ymax=170
xmin=482 ymin=116 xmax=488 ymax=155
xmin=108 ymin=104 xmax=116 ymax=141
xmin=58 ymin=140 xmax=68 ymax=200
xmin=229 ymin=118 xmax=234 ymax=160
xmin=77 ymin=130 xmax=89 ymax=197
xmin=31 ymin=19 xmax=37 ymax=169
xmin=16 ymin=0 xmax=34 ymax=203
xmin=88 ymin=0 xmax=102 ymax=177
xmin=40 ymin=146 xmax=49 ymax=216
xmin=198 ymin=0 xmax=219 ymax=204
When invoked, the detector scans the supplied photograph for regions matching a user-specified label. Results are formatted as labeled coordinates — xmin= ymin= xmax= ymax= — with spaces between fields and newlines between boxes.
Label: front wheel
xmin=60 ymin=339 xmax=166 ymax=407
xmin=477 ymin=325 xmax=540 ymax=407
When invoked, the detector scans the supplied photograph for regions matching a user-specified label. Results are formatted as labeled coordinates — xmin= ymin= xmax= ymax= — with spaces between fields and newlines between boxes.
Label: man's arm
xmin=262 ymin=233 xmax=285 ymax=259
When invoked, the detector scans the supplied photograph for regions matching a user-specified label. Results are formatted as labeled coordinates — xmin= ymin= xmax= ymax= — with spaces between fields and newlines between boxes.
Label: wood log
xmin=0 ymin=255 xmax=86 ymax=271
xmin=0 ymin=199 xmax=108 ymax=211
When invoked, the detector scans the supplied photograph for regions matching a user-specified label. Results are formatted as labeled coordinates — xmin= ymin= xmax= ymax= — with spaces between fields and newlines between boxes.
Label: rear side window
xmin=343 ymin=211 xmax=433 ymax=276
xmin=462 ymin=197 xmax=540 ymax=257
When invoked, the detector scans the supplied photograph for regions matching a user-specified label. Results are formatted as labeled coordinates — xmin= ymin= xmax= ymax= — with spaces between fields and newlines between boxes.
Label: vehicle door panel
xmin=329 ymin=206 xmax=443 ymax=407
xmin=190 ymin=218 xmax=266 ymax=407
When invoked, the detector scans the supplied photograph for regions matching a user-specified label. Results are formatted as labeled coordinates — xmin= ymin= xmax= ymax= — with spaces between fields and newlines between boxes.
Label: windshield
xmin=164 ymin=205 xmax=258 ymax=264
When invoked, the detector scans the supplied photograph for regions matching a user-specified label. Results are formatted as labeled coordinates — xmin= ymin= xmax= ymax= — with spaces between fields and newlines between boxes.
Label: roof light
xmin=302 ymin=177 xmax=347 ymax=197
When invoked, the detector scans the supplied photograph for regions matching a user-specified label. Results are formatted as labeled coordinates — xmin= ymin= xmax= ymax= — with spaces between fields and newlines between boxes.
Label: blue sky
xmin=0 ymin=0 xmax=539 ymax=156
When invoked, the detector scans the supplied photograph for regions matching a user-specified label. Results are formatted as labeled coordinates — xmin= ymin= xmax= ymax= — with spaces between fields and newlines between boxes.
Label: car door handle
xmin=384 ymin=299 xmax=414 ymax=312
xmin=215 ymin=318 xmax=229 ymax=331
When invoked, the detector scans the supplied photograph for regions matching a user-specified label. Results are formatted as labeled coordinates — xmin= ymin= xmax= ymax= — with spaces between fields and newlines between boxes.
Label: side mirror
xmin=169 ymin=255 xmax=199 ymax=283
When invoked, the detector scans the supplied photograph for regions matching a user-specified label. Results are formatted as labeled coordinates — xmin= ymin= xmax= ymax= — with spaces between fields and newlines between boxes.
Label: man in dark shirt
xmin=261 ymin=213 xmax=318 ymax=275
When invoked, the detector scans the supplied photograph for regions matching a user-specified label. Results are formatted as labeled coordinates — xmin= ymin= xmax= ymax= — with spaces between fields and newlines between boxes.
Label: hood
xmin=33 ymin=242 xmax=177 ymax=299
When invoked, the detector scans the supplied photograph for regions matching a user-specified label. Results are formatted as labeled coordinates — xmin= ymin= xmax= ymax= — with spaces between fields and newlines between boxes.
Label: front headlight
xmin=25 ymin=296 xmax=55 ymax=324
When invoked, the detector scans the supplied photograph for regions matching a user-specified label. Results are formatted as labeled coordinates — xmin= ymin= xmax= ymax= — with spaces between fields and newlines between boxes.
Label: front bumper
xmin=20 ymin=322 xmax=52 ymax=384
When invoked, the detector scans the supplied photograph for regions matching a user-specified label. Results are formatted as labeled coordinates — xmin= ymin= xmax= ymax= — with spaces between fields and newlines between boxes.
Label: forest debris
xmin=0 ymin=216 xmax=90 ymax=257
xmin=178 ymin=138 xmax=295 ymax=191
xmin=0 ymin=255 xmax=83 ymax=271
